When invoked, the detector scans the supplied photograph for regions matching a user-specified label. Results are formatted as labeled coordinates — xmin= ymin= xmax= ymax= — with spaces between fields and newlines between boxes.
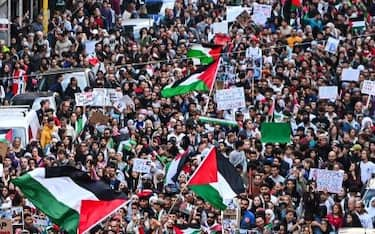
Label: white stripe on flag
xmin=29 ymin=168 xmax=99 ymax=212
xmin=210 ymin=172 xmax=237 ymax=201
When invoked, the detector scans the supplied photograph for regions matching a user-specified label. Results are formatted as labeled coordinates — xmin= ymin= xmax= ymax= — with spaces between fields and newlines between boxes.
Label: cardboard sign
xmin=318 ymin=86 xmax=338 ymax=100
xmin=361 ymin=80 xmax=375 ymax=96
xmin=0 ymin=219 xmax=12 ymax=234
xmin=0 ymin=143 xmax=7 ymax=160
xmin=132 ymin=158 xmax=152 ymax=173
xmin=89 ymin=111 xmax=109 ymax=126
xmin=215 ymin=87 xmax=246 ymax=110
xmin=309 ymin=169 xmax=344 ymax=193
xmin=325 ymin=37 xmax=340 ymax=54
xmin=342 ymin=68 xmax=360 ymax=82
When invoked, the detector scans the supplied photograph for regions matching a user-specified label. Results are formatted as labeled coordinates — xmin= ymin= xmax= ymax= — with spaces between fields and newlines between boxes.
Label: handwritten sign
xmin=108 ymin=89 xmax=123 ymax=103
xmin=0 ymin=219 xmax=12 ymax=234
xmin=216 ymin=87 xmax=246 ymax=110
xmin=252 ymin=3 xmax=272 ymax=26
xmin=342 ymin=68 xmax=360 ymax=82
xmin=361 ymin=80 xmax=375 ymax=96
xmin=75 ymin=92 xmax=94 ymax=106
xmin=318 ymin=86 xmax=338 ymax=100
xmin=309 ymin=169 xmax=344 ymax=193
xmin=132 ymin=159 xmax=152 ymax=173
xmin=325 ymin=37 xmax=340 ymax=54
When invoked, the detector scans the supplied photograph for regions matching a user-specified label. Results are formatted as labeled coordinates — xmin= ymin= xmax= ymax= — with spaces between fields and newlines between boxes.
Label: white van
xmin=0 ymin=107 xmax=40 ymax=147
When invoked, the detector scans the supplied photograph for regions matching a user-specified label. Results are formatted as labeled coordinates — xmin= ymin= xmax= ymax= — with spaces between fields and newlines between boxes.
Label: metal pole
xmin=18 ymin=0 xmax=22 ymax=26
xmin=42 ymin=0 xmax=48 ymax=33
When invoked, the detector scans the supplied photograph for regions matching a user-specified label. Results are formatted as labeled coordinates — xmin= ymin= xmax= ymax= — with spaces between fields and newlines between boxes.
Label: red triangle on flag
xmin=5 ymin=130 xmax=12 ymax=142
xmin=198 ymin=58 xmax=220 ymax=92
xmin=187 ymin=147 xmax=218 ymax=185
xmin=78 ymin=199 xmax=127 ymax=234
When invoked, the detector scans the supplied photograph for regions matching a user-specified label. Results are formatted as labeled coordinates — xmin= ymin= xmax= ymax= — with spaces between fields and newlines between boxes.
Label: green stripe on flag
xmin=199 ymin=116 xmax=238 ymax=127
xmin=189 ymin=184 xmax=227 ymax=210
xmin=187 ymin=50 xmax=214 ymax=65
xmin=12 ymin=174 xmax=79 ymax=234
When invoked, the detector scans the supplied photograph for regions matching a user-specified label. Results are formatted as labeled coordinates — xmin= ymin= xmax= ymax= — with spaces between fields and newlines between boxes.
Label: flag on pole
xmin=187 ymin=148 xmax=245 ymax=210
xmin=187 ymin=44 xmax=222 ymax=65
xmin=198 ymin=116 xmax=238 ymax=127
xmin=12 ymin=167 xmax=127 ymax=234
xmin=161 ymin=58 xmax=221 ymax=98
xmin=165 ymin=149 xmax=190 ymax=185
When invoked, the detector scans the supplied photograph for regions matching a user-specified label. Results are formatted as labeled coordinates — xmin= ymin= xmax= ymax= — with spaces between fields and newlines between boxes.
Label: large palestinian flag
xmin=187 ymin=147 xmax=245 ymax=210
xmin=187 ymin=44 xmax=222 ymax=65
xmin=12 ymin=167 xmax=127 ymax=234
xmin=161 ymin=58 xmax=220 ymax=98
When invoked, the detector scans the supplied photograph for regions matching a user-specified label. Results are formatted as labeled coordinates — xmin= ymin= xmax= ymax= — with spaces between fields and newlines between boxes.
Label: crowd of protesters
xmin=0 ymin=0 xmax=375 ymax=233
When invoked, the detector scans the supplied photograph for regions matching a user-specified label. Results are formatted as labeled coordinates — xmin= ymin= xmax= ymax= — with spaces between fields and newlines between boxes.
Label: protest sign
xmin=113 ymin=95 xmax=135 ymax=112
xmin=84 ymin=40 xmax=98 ymax=55
xmin=92 ymin=88 xmax=111 ymax=106
xmin=361 ymin=80 xmax=375 ymax=96
xmin=133 ymin=159 xmax=152 ymax=173
xmin=252 ymin=3 xmax=272 ymax=26
xmin=318 ymin=86 xmax=338 ymax=100
xmin=0 ymin=143 xmax=7 ymax=160
xmin=342 ymin=68 xmax=360 ymax=82
xmin=212 ymin=21 xmax=228 ymax=34
xmin=309 ymin=169 xmax=344 ymax=193
xmin=215 ymin=87 xmax=246 ymax=110
xmin=75 ymin=92 xmax=94 ymax=106
xmin=89 ymin=111 xmax=109 ymax=126
xmin=226 ymin=6 xmax=250 ymax=22
xmin=107 ymin=89 xmax=123 ymax=103
xmin=10 ymin=207 xmax=23 ymax=226
xmin=0 ymin=219 xmax=12 ymax=234
xmin=222 ymin=198 xmax=240 ymax=234
xmin=325 ymin=37 xmax=340 ymax=54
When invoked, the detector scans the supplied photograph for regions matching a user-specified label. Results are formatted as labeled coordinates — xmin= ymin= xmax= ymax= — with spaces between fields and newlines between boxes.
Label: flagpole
xmin=203 ymin=58 xmax=222 ymax=115
xmin=80 ymin=200 xmax=129 ymax=234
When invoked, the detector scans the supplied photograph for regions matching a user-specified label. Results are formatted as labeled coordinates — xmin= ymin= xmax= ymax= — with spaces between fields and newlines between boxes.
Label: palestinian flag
xmin=198 ymin=116 xmax=238 ymax=127
xmin=187 ymin=44 xmax=222 ymax=65
xmin=174 ymin=226 xmax=201 ymax=234
xmin=165 ymin=149 xmax=190 ymax=185
xmin=187 ymin=147 xmax=245 ymax=210
xmin=12 ymin=167 xmax=127 ymax=234
xmin=291 ymin=0 xmax=301 ymax=10
xmin=75 ymin=114 xmax=87 ymax=135
xmin=161 ymin=58 xmax=221 ymax=98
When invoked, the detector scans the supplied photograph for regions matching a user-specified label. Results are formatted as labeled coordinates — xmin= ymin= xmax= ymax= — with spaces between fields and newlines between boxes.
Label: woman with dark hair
xmin=343 ymin=212 xmax=363 ymax=228
xmin=326 ymin=203 xmax=344 ymax=230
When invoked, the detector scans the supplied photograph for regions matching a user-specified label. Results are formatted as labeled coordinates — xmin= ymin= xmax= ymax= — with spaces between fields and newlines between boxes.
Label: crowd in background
xmin=1 ymin=0 xmax=375 ymax=233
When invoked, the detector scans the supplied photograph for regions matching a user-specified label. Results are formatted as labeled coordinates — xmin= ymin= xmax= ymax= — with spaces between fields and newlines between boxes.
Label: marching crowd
xmin=1 ymin=0 xmax=375 ymax=233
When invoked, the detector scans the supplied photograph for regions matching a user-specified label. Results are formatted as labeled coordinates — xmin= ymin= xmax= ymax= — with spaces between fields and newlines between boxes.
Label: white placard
xmin=132 ymin=158 xmax=152 ymax=173
xmin=85 ymin=40 xmax=98 ymax=55
xmin=342 ymin=68 xmax=360 ymax=82
xmin=226 ymin=6 xmax=250 ymax=22
xmin=75 ymin=92 xmax=94 ymax=106
xmin=252 ymin=3 xmax=272 ymax=26
xmin=352 ymin=21 xmax=366 ymax=28
xmin=361 ymin=80 xmax=375 ymax=96
xmin=107 ymin=89 xmax=123 ymax=103
xmin=212 ymin=21 xmax=228 ymax=34
xmin=92 ymin=88 xmax=111 ymax=106
xmin=309 ymin=169 xmax=344 ymax=194
xmin=325 ymin=37 xmax=340 ymax=54
xmin=216 ymin=87 xmax=246 ymax=110
xmin=318 ymin=86 xmax=338 ymax=100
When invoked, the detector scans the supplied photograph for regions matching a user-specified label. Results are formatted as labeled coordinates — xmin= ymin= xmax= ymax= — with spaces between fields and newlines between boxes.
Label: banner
xmin=132 ymin=159 xmax=152 ymax=173
xmin=215 ymin=87 xmax=246 ymax=110
xmin=309 ymin=169 xmax=344 ymax=193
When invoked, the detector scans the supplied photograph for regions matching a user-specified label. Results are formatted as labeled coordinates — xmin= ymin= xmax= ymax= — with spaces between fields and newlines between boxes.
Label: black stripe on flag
xmin=45 ymin=166 xmax=127 ymax=200
xmin=216 ymin=152 xmax=245 ymax=194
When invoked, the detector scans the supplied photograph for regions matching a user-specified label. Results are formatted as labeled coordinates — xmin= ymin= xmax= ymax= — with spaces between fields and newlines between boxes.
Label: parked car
xmin=37 ymin=68 xmax=93 ymax=93
xmin=10 ymin=92 xmax=58 ymax=112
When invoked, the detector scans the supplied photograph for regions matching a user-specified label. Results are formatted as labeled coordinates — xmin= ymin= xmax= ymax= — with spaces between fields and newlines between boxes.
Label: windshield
xmin=0 ymin=128 xmax=27 ymax=147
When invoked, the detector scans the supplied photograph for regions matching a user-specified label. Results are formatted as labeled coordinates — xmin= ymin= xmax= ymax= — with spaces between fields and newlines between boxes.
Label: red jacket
xmin=326 ymin=214 xmax=343 ymax=230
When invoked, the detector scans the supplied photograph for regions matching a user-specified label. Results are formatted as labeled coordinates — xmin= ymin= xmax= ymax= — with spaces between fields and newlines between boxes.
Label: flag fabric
xmin=165 ymin=149 xmax=190 ymax=185
xmin=4 ymin=130 xmax=12 ymax=142
xmin=75 ymin=114 xmax=87 ymax=135
xmin=187 ymin=147 xmax=245 ymax=210
xmin=260 ymin=122 xmax=291 ymax=143
xmin=213 ymin=34 xmax=231 ymax=46
xmin=12 ymin=167 xmax=127 ymax=234
xmin=187 ymin=44 xmax=222 ymax=65
xmin=198 ymin=116 xmax=238 ymax=127
xmin=291 ymin=0 xmax=301 ymax=10
xmin=174 ymin=226 xmax=201 ymax=234
xmin=161 ymin=58 xmax=220 ymax=98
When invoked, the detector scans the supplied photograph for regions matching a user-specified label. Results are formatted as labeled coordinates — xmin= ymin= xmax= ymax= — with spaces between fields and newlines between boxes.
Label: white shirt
xmin=360 ymin=161 xmax=375 ymax=184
